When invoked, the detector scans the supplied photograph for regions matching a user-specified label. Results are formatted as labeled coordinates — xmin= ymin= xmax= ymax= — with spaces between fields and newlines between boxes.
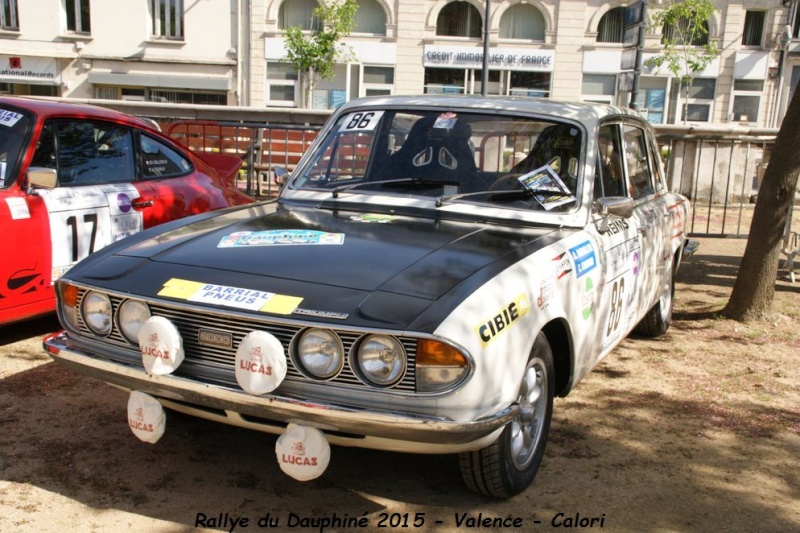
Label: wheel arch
xmin=540 ymin=318 xmax=574 ymax=397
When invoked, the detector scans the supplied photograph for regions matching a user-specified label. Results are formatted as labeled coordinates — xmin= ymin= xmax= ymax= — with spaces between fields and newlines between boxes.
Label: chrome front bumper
xmin=44 ymin=332 xmax=516 ymax=448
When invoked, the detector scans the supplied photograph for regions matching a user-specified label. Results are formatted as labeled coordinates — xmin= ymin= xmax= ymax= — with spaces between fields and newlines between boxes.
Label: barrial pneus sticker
xmin=127 ymin=391 xmax=166 ymax=444
xmin=275 ymin=424 xmax=331 ymax=481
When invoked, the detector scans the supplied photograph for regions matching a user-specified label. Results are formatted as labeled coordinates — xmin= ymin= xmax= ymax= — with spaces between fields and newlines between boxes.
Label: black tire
xmin=634 ymin=262 xmax=675 ymax=337
xmin=458 ymin=333 xmax=554 ymax=498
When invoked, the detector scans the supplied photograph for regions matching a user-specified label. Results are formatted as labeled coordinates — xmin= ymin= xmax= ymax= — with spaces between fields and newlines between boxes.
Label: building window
xmin=662 ymin=16 xmax=709 ymax=46
xmin=1 ymin=0 xmax=19 ymax=31
xmin=581 ymin=73 xmax=616 ymax=104
xmin=279 ymin=0 xmax=319 ymax=31
xmin=93 ymin=86 xmax=226 ymax=105
xmin=436 ymin=2 xmax=481 ymax=38
xmin=509 ymin=71 xmax=551 ymax=98
xmin=742 ymin=11 xmax=765 ymax=47
xmin=499 ymin=4 xmax=545 ymax=41
xmin=731 ymin=79 xmax=763 ymax=123
xmin=362 ymin=65 xmax=394 ymax=96
xmin=266 ymin=62 xmax=299 ymax=106
xmin=354 ymin=0 xmax=386 ymax=35
xmin=597 ymin=7 xmax=624 ymax=43
xmin=65 ymin=0 xmax=90 ymax=34
xmin=424 ymin=68 xmax=465 ymax=94
xmin=150 ymin=0 xmax=183 ymax=40
xmin=673 ymin=77 xmax=715 ymax=122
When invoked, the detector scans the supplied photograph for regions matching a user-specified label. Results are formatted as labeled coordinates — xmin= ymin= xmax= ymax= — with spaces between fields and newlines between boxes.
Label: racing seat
xmin=491 ymin=123 xmax=581 ymax=192
xmin=386 ymin=116 xmax=481 ymax=189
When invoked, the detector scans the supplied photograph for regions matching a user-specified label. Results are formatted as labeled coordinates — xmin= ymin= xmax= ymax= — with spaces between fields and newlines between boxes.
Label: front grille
xmin=75 ymin=289 xmax=417 ymax=392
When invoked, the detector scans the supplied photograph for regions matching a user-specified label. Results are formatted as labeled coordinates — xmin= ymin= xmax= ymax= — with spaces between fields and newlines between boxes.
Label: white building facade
xmin=2 ymin=1 xmax=800 ymax=127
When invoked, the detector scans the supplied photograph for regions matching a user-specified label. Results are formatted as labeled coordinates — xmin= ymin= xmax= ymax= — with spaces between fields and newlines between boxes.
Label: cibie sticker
xmin=475 ymin=294 xmax=530 ymax=346
xmin=340 ymin=110 xmax=384 ymax=132
xmin=127 ymin=391 xmax=166 ymax=444
xmin=218 ymin=230 xmax=344 ymax=248
xmin=235 ymin=331 xmax=287 ymax=395
xmin=275 ymin=424 xmax=331 ymax=481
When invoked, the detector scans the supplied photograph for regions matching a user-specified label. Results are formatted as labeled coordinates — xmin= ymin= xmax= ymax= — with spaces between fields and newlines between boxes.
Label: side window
xmin=54 ymin=121 xmax=135 ymax=185
xmin=30 ymin=122 xmax=56 ymax=169
xmin=595 ymin=124 xmax=626 ymax=199
xmin=139 ymin=135 xmax=191 ymax=179
xmin=648 ymin=134 xmax=666 ymax=192
xmin=622 ymin=125 xmax=654 ymax=199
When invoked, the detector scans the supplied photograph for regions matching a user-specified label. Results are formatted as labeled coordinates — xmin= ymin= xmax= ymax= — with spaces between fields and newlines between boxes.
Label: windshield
xmin=290 ymin=109 xmax=584 ymax=212
xmin=0 ymin=107 xmax=33 ymax=188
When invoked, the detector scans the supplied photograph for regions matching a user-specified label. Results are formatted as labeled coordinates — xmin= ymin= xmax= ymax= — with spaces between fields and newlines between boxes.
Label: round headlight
xmin=355 ymin=335 xmax=406 ymax=387
xmin=118 ymin=299 xmax=151 ymax=343
xmin=295 ymin=329 xmax=344 ymax=380
xmin=81 ymin=291 xmax=112 ymax=336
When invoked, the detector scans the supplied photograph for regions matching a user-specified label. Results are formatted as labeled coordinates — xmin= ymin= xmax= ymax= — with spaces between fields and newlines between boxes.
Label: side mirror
xmin=27 ymin=167 xmax=58 ymax=190
xmin=274 ymin=166 xmax=290 ymax=188
xmin=595 ymin=196 xmax=634 ymax=219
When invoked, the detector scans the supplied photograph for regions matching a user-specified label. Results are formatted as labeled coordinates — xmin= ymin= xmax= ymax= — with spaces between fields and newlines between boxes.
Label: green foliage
xmin=283 ymin=0 xmax=358 ymax=106
xmin=646 ymin=0 xmax=719 ymax=87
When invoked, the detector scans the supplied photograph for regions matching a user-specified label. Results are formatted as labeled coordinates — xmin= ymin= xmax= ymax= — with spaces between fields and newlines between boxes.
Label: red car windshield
xmin=0 ymin=107 xmax=33 ymax=188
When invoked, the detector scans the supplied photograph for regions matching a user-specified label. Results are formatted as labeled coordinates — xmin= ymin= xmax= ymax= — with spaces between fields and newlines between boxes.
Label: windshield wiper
xmin=331 ymin=178 xmax=459 ymax=198
xmin=435 ymin=188 xmax=568 ymax=207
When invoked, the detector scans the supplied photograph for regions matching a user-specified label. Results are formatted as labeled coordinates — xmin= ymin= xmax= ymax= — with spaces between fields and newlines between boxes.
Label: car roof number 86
xmin=340 ymin=111 xmax=384 ymax=132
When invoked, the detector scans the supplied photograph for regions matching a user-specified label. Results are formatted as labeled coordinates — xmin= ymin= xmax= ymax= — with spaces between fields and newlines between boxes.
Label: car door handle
xmin=132 ymin=199 xmax=154 ymax=209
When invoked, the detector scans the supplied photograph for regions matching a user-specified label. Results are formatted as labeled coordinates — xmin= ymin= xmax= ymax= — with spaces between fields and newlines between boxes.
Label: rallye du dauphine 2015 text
xmin=194 ymin=510 xmax=607 ymax=531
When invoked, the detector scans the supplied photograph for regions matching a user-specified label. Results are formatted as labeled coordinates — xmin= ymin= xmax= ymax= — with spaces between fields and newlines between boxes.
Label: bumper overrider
xmin=43 ymin=331 xmax=515 ymax=452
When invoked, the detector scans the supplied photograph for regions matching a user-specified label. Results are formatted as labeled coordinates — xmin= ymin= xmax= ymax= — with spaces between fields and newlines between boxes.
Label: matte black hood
xmin=73 ymin=202 xmax=566 ymax=330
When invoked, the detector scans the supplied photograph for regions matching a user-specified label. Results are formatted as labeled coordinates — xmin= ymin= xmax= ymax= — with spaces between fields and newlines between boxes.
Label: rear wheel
xmin=635 ymin=262 xmax=674 ymax=337
xmin=458 ymin=333 xmax=554 ymax=498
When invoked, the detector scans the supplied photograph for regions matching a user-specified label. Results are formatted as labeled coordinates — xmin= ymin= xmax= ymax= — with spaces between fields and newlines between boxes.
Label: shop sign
xmin=423 ymin=46 xmax=555 ymax=72
xmin=0 ymin=55 xmax=60 ymax=84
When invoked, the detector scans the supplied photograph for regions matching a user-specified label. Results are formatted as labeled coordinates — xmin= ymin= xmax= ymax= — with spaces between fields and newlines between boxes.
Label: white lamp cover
xmin=235 ymin=330 xmax=287 ymax=395
xmin=275 ymin=423 xmax=331 ymax=481
xmin=137 ymin=316 xmax=184 ymax=375
xmin=127 ymin=391 xmax=166 ymax=444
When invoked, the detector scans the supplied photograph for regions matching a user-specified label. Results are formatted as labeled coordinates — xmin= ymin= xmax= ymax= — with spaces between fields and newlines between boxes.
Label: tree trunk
xmin=723 ymin=88 xmax=800 ymax=321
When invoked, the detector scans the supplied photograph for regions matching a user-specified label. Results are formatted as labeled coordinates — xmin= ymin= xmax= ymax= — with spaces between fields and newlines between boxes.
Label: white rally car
xmin=44 ymin=96 xmax=697 ymax=498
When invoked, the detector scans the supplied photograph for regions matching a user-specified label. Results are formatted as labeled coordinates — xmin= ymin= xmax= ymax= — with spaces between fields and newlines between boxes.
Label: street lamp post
xmin=481 ymin=0 xmax=490 ymax=97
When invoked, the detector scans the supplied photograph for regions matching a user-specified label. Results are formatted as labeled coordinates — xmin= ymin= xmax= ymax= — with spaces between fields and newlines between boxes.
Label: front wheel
xmin=458 ymin=333 xmax=555 ymax=498
xmin=635 ymin=262 xmax=675 ymax=337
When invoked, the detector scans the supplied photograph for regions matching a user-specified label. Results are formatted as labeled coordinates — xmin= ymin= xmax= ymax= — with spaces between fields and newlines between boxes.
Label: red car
xmin=0 ymin=96 xmax=253 ymax=325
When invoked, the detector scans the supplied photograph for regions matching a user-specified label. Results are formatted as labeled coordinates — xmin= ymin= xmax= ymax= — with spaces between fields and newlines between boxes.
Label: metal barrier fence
xmin=166 ymin=120 xmax=322 ymax=197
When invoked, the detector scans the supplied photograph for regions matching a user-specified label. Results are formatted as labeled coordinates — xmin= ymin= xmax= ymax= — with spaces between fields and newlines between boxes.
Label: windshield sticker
xmin=349 ymin=214 xmax=397 ymax=223
xmin=0 ymin=109 xmax=24 ymax=127
xmin=158 ymin=278 xmax=303 ymax=315
xmin=5 ymin=197 xmax=30 ymax=220
xmin=340 ymin=111 xmax=384 ymax=132
xmin=218 ymin=230 xmax=345 ymax=248
xmin=569 ymin=240 xmax=597 ymax=278
xmin=433 ymin=112 xmax=458 ymax=130
xmin=475 ymin=294 xmax=530 ymax=346
xmin=517 ymin=165 xmax=577 ymax=211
